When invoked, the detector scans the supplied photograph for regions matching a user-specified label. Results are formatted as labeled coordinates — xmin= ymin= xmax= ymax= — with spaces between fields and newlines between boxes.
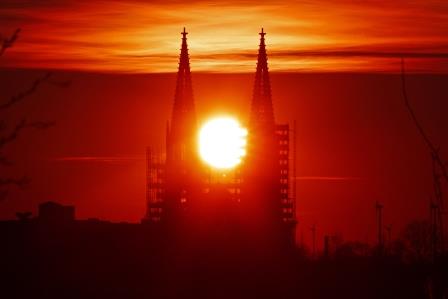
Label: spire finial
xmin=182 ymin=27 xmax=188 ymax=38
xmin=250 ymin=26 xmax=274 ymax=128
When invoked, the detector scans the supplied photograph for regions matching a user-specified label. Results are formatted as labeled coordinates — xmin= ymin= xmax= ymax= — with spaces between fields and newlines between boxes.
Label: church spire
xmin=170 ymin=27 xmax=196 ymax=138
xmin=250 ymin=28 xmax=275 ymax=131
xmin=163 ymin=28 xmax=199 ymax=222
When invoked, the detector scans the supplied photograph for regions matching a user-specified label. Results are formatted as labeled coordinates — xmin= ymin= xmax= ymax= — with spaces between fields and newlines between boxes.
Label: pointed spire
xmin=167 ymin=27 xmax=196 ymax=167
xmin=170 ymin=27 xmax=196 ymax=141
xmin=250 ymin=28 xmax=275 ymax=131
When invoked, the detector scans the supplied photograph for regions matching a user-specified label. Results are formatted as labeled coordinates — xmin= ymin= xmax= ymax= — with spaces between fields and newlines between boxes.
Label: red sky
xmin=1 ymin=0 xmax=448 ymax=72
xmin=1 ymin=1 xmax=448 ymax=247
xmin=1 ymin=69 xmax=447 ymax=247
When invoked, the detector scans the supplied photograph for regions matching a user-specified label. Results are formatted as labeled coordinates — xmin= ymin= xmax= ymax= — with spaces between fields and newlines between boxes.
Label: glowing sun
xmin=199 ymin=117 xmax=247 ymax=169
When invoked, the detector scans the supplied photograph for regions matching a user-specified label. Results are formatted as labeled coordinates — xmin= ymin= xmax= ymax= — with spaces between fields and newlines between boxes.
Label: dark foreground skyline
xmin=1 ymin=199 xmax=447 ymax=299
xmin=1 ymin=68 xmax=447 ymax=248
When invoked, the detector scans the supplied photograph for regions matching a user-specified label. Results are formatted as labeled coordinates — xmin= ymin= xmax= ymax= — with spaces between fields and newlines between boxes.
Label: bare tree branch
xmin=0 ymin=119 xmax=55 ymax=150
xmin=0 ymin=119 xmax=26 ymax=149
xmin=0 ymin=72 xmax=53 ymax=110
xmin=0 ymin=28 xmax=20 ymax=57
xmin=0 ymin=176 xmax=30 ymax=189
xmin=401 ymin=58 xmax=448 ymax=183
xmin=0 ymin=29 xmax=66 ymax=202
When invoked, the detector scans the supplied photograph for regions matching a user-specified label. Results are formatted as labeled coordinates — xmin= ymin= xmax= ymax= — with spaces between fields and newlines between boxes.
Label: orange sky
xmin=1 ymin=0 xmax=448 ymax=72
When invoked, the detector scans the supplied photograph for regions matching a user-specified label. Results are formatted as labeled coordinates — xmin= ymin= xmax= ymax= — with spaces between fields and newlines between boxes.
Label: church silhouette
xmin=143 ymin=28 xmax=297 ymax=247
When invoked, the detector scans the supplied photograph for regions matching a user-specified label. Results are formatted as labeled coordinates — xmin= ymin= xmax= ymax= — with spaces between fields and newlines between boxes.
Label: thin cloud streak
xmin=295 ymin=176 xmax=363 ymax=181
xmin=52 ymin=156 xmax=145 ymax=164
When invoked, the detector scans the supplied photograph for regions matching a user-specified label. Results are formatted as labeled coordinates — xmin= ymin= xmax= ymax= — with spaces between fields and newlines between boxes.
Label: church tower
xmin=168 ymin=27 xmax=197 ymax=149
xmin=242 ymin=28 xmax=296 ymax=245
xmin=163 ymin=28 xmax=199 ymax=222
xmin=145 ymin=28 xmax=295 ymax=245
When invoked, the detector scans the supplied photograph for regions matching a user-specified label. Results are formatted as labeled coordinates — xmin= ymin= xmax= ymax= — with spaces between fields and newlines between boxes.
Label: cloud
xmin=1 ymin=0 xmax=448 ymax=72
xmin=295 ymin=176 xmax=363 ymax=181
xmin=52 ymin=156 xmax=144 ymax=164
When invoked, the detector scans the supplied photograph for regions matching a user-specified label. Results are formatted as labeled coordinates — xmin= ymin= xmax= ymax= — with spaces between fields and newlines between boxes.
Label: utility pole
xmin=323 ymin=235 xmax=330 ymax=258
xmin=385 ymin=224 xmax=392 ymax=254
xmin=310 ymin=224 xmax=317 ymax=258
xmin=376 ymin=201 xmax=384 ymax=250
xmin=432 ymin=154 xmax=445 ymax=253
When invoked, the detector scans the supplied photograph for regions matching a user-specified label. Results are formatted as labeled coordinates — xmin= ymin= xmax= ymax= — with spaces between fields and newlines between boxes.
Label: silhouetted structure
xmin=385 ymin=224 xmax=392 ymax=254
xmin=401 ymin=59 xmax=447 ymax=255
xmin=311 ymin=224 xmax=317 ymax=257
xmin=144 ymin=28 xmax=200 ymax=224
xmin=163 ymin=28 xmax=201 ymax=223
xmin=241 ymin=28 xmax=296 ymax=245
xmin=376 ymin=201 xmax=384 ymax=249
xmin=323 ymin=235 xmax=330 ymax=258
xmin=431 ymin=154 xmax=445 ymax=256
xmin=143 ymin=28 xmax=296 ymax=247
xmin=431 ymin=201 xmax=442 ymax=259
xmin=3 ymin=201 xmax=447 ymax=299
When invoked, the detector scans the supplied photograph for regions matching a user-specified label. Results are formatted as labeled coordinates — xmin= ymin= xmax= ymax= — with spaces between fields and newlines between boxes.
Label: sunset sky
xmin=1 ymin=0 xmax=448 ymax=73
xmin=1 ymin=1 xmax=448 ymax=247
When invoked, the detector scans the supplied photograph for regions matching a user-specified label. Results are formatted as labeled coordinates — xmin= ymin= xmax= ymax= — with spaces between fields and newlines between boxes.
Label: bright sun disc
xmin=199 ymin=117 xmax=247 ymax=169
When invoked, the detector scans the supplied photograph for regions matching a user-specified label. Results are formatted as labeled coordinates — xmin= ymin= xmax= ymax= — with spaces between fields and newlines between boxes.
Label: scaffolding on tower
xmin=143 ymin=147 xmax=165 ymax=223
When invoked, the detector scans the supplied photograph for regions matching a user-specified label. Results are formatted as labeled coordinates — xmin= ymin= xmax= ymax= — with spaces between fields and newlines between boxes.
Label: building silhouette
xmin=144 ymin=28 xmax=200 ymax=224
xmin=143 ymin=28 xmax=296 ymax=245
xmin=241 ymin=28 xmax=296 ymax=245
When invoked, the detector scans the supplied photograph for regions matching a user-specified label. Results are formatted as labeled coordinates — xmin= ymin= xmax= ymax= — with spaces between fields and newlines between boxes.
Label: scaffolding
xmin=276 ymin=123 xmax=297 ymax=237
xmin=144 ymin=147 xmax=165 ymax=223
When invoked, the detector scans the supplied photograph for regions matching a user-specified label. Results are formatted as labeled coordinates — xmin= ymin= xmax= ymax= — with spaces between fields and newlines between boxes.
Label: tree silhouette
xmin=401 ymin=59 xmax=448 ymax=184
xmin=401 ymin=220 xmax=432 ymax=261
xmin=401 ymin=58 xmax=447 ymax=255
xmin=0 ymin=28 xmax=69 ymax=200
xmin=333 ymin=241 xmax=371 ymax=258
xmin=0 ymin=28 xmax=20 ymax=57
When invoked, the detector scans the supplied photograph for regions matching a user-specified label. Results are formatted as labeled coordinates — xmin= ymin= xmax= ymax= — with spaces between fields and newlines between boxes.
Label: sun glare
xmin=199 ymin=117 xmax=247 ymax=169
